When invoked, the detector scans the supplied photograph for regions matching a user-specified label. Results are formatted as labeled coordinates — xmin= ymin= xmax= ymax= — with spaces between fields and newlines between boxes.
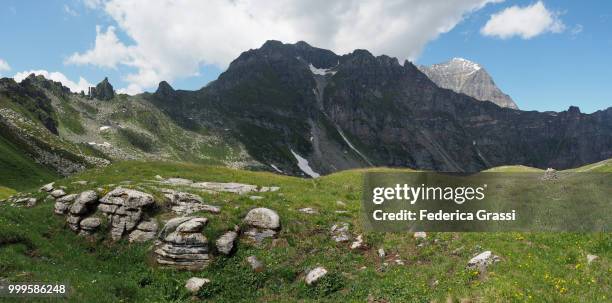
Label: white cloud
xmin=66 ymin=26 xmax=131 ymax=69
xmin=481 ymin=1 xmax=565 ymax=39
xmin=0 ymin=58 xmax=10 ymax=75
xmin=13 ymin=70 xmax=93 ymax=93
xmin=67 ymin=0 xmax=501 ymax=93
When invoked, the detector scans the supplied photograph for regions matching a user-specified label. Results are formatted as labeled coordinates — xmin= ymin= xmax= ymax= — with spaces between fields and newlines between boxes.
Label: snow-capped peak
xmin=450 ymin=57 xmax=481 ymax=71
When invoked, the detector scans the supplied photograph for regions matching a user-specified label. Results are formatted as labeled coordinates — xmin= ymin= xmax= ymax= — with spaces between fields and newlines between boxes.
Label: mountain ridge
xmin=1 ymin=40 xmax=611 ymax=181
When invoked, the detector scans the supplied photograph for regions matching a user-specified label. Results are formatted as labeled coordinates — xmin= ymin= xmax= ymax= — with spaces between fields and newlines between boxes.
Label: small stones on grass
xmin=350 ymin=234 xmax=364 ymax=250
xmin=246 ymin=255 xmax=264 ymax=272
xmin=305 ymin=267 xmax=328 ymax=285
xmin=378 ymin=248 xmax=386 ymax=258
xmin=467 ymin=251 xmax=500 ymax=270
xmin=185 ymin=277 xmax=210 ymax=293
xmin=414 ymin=231 xmax=427 ymax=239
xmin=330 ymin=222 xmax=351 ymax=242
xmin=298 ymin=207 xmax=317 ymax=214
xmin=587 ymin=254 xmax=599 ymax=264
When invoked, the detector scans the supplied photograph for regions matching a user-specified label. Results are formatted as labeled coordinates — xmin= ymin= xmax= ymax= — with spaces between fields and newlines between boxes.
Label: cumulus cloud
xmin=481 ymin=1 xmax=565 ymax=39
xmin=67 ymin=0 xmax=501 ymax=93
xmin=0 ymin=58 xmax=10 ymax=75
xmin=66 ymin=26 xmax=131 ymax=69
xmin=13 ymin=70 xmax=93 ymax=93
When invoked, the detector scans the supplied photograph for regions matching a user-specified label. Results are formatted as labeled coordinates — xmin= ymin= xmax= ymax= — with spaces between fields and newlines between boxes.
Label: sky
xmin=0 ymin=0 xmax=610 ymax=113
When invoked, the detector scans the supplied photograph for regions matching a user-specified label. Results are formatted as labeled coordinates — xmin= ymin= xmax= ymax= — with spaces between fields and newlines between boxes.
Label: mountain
xmin=1 ymin=41 xmax=611 ymax=183
xmin=419 ymin=58 xmax=519 ymax=109
xmin=146 ymin=40 xmax=612 ymax=174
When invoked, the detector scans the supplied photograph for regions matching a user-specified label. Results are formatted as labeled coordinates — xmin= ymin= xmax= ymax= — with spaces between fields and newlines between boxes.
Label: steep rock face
xmin=88 ymin=77 xmax=115 ymax=101
xmin=419 ymin=58 xmax=518 ymax=109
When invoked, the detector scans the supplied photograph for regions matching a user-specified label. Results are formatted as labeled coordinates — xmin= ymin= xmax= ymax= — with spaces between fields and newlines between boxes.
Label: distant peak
xmin=449 ymin=57 xmax=481 ymax=71
xmin=155 ymin=81 xmax=176 ymax=98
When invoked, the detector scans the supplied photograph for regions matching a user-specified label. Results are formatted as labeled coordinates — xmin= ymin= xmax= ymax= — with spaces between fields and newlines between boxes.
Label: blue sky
xmin=0 ymin=0 xmax=610 ymax=113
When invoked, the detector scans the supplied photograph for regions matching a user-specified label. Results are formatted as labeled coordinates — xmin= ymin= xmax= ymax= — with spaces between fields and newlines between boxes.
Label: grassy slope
xmin=0 ymin=161 xmax=610 ymax=302
xmin=0 ymin=134 xmax=58 ymax=191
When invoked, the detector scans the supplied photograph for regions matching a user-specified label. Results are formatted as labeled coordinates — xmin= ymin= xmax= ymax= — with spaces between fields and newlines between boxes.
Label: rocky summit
xmin=419 ymin=58 xmax=519 ymax=109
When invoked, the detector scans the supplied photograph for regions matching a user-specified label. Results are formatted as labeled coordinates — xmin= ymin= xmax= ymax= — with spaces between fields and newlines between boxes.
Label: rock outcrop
xmin=243 ymin=208 xmax=281 ymax=243
xmin=155 ymin=217 xmax=211 ymax=270
xmin=99 ymin=188 xmax=156 ymax=240
xmin=162 ymin=189 xmax=220 ymax=215
xmin=305 ymin=267 xmax=328 ymax=285
xmin=88 ymin=77 xmax=115 ymax=101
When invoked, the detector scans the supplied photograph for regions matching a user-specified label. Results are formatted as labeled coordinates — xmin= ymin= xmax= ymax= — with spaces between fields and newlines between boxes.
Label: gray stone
xmin=305 ymin=267 xmax=327 ymax=285
xmin=414 ymin=231 xmax=427 ymax=239
xmin=298 ymin=207 xmax=318 ymax=214
xmin=56 ymin=194 xmax=77 ymax=203
xmin=75 ymin=190 xmax=98 ymax=205
xmin=243 ymin=228 xmax=277 ymax=243
xmin=165 ymin=231 xmax=208 ymax=246
xmin=80 ymin=217 xmax=101 ymax=230
xmin=129 ymin=229 xmax=157 ymax=243
xmin=176 ymin=218 xmax=208 ymax=233
xmin=100 ymin=188 xmax=154 ymax=208
xmin=185 ymin=277 xmax=210 ymax=293
xmin=467 ymin=251 xmax=500 ymax=269
xmin=244 ymin=207 xmax=280 ymax=230
xmin=40 ymin=182 xmax=54 ymax=192
xmin=246 ymin=255 xmax=264 ymax=272
xmin=330 ymin=223 xmax=351 ymax=242
xmin=163 ymin=178 xmax=194 ymax=185
xmin=50 ymin=189 xmax=66 ymax=198
xmin=136 ymin=219 xmax=158 ymax=232
xmin=216 ymin=231 xmax=238 ymax=255
xmin=350 ymin=234 xmax=364 ymax=249
xmin=164 ymin=191 xmax=221 ymax=215
xmin=159 ymin=216 xmax=195 ymax=239
xmin=190 ymin=182 xmax=258 ymax=194
xmin=587 ymin=254 xmax=599 ymax=264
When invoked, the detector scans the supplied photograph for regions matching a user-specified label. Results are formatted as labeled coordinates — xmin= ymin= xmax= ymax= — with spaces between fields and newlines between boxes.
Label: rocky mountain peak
xmin=155 ymin=81 xmax=175 ymax=98
xmin=419 ymin=58 xmax=518 ymax=109
xmin=88 ymin=77 xmax=115 ymax=101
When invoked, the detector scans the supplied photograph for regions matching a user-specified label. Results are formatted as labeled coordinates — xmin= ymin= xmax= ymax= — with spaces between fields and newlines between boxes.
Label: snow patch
xmin=270 ymin=164 xmax=283 ymax=173
xmin=290 ymin=149 xmax=320 ymax=178
xmin=309 ymin=63 xmax=336 ymax=76
xmin=336 ymin=127 xmax=373 ymax=166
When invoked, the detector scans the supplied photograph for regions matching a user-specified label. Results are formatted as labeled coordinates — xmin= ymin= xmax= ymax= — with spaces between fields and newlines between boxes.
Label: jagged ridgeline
xmin=2 ymin=40 xmax=612 ymax=189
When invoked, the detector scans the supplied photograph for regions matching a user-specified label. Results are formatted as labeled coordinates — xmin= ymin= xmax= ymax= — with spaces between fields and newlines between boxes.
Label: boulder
xmin=50 ymin=189 xmax=66 ymax=198
xmin=80 ymin=217 xmax=101 ymax=229
xmin=244 ymin=208 xmax=280 ymax=230
xmin=216 ymin=231 xmax=238 ymax=255
xmin=99 ymin=188 xmax=155 ymax=240
xmin=185 ymin=277 xmax=210 ymax=293
xmin=155 ymin=217 xmax=211 ymax=270
xmin=40 ymin=182 xmax=54 ymax=192
xmin=305 ymin=267 xmax=328 ymax=285
xmin=175 ymin=218 xmax=208 ymax=233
